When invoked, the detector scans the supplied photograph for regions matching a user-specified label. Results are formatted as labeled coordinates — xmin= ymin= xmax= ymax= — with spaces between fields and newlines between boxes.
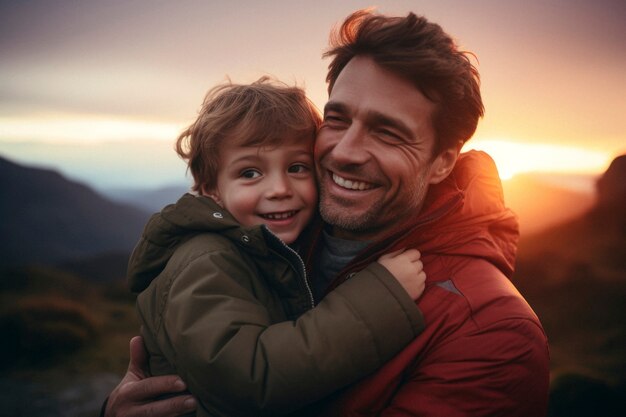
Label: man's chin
xmin=319 ymin=204 xmax=377 ymax=238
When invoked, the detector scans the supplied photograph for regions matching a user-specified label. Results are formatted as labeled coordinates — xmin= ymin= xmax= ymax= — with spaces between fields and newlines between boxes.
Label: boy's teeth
xmin=332 ymin=173 xmax=373 ymax=190
xmin=264 ymin=211 xmax=295 ymax=220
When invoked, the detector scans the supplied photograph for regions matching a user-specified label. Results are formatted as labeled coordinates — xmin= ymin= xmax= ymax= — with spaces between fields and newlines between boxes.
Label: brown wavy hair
xmin=175 ymin=76 xmax=321 ymax=193
xmin=324 ymin=9 xmax=484 ymax=156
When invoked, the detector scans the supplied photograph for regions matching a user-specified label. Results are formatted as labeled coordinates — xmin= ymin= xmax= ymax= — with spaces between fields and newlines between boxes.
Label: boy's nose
xmin=266 ymin=175 xmax=293 ymax=199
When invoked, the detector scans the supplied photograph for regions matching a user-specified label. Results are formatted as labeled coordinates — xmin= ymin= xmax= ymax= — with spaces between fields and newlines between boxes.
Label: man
xmin=104 ymin=9 xmax=549 ymax=417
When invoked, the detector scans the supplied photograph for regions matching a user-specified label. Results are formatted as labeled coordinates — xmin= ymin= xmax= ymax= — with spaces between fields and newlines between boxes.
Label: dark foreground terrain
xmin=1 ymin=155 xmax=625 ymax=416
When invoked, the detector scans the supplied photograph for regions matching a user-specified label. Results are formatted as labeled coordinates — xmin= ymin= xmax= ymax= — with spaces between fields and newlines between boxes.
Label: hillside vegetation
xmin=514 ymin=156 xmax=626 ymax=416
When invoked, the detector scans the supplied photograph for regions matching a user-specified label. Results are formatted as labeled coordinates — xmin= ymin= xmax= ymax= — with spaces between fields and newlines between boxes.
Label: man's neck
xmin=312 ymin=230 xmax=370 ymax=299
xmin=330 ymin=225 xmax=378 ymax=242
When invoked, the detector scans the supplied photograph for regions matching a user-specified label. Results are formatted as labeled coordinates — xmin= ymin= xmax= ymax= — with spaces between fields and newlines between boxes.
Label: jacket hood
xmin=317 ymin=150 xmax=519 ymax=292
xmin=127 ymin=194 xmax=249 ymax=292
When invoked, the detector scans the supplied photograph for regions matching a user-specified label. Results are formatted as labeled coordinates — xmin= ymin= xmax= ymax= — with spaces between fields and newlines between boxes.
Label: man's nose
xmin=330 ymin=124 xmax=370 ymax=165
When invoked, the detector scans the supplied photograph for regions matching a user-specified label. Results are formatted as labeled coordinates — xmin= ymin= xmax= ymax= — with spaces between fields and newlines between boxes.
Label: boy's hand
xmin=103 ymin=336 xmax=197 ymax=417
xmin=378 ymin=249 xmax=426 ymax=300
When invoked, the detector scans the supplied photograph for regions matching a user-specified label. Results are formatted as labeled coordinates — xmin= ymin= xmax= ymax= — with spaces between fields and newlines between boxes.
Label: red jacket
xmin=302 ymin=151 xmax=550 ymax=417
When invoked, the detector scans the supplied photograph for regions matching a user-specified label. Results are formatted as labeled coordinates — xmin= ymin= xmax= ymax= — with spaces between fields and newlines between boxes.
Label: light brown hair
xmin=176 ymin=77 xmax=321 ymax=192
xmin=324 ymin=9 xmax=484 ymax=156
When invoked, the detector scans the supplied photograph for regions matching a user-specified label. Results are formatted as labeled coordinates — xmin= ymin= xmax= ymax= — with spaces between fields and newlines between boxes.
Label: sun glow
xmin=0 ymin=115 xmax=184 ymax=144
xmin=0 ymin=115 xmax=617 ymax=184
xmin=465 ymin=139 xmax=613 ymax=180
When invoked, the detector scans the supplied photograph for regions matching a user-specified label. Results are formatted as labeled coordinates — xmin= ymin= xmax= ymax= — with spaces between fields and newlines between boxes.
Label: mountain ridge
xmin=513 ymin=154 xmax=626 ymax=391
xmin=0 ymin=155 xmax=150 ymax=267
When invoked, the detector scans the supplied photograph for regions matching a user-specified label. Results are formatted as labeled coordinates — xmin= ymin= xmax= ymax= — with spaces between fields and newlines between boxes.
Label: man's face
xmin=315 ymin=56 xmax=455 ymax=241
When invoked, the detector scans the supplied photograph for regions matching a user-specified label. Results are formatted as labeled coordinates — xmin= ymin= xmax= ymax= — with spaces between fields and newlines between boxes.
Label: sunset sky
xmin=0 ymin=0 xmax=624 ymax=189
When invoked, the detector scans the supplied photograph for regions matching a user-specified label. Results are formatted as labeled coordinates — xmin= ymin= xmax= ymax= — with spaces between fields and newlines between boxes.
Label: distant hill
xmin=104 ymin=184 xmax=190 ymax=213
xmin=513 ymin=155 xmax=626 ymax=391
xmin=0 ymin=156 xmax=150 ymax=267
xmin=517 ymin=156 xmax=626 ymax=276
xmin=502 ymin=173 xmax=595 ymax=236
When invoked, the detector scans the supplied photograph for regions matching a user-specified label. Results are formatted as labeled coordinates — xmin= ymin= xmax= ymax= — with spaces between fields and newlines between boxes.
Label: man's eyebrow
xmin=323 ymin=101 xmax=348 ymax=115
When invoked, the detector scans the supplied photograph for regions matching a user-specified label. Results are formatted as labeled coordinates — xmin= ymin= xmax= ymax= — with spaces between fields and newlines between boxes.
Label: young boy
xmin=129 ymin=77 xmax=426 ymax=417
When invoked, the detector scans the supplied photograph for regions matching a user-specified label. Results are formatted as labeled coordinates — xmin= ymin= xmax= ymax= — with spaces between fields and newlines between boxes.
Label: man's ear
xmin=428 ymin=142 xmax=462 ymax=185
xmin=200 ymin=184 xmax=223 ymax=207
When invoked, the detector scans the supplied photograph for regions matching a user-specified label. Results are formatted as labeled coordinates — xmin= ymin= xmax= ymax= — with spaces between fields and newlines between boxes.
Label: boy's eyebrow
xmin=287 ymin=148 xmax=314 ymax=157
xmin=229 ymin=154 xmax=261 ymax=165
xmin=229 ymin=148 xmax=313 ymax=164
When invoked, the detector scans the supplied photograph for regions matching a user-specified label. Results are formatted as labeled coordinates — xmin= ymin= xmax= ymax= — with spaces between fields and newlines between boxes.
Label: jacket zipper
xmin=263 ymin=225 xmax=315 ymax=309
xmin=282 ymin=241 xmax=316 ymax=309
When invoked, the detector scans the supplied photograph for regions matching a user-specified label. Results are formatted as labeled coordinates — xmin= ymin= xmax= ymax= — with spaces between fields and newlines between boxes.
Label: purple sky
xmin=0 ymin=0 xmax=624 ymax=188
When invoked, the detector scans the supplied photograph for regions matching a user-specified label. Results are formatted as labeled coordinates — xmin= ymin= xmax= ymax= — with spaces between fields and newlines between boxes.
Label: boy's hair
xmin=176 ymin=77 xmax=321 ymax=192
xmin=324 ymin=9 xmax=484 ymax=157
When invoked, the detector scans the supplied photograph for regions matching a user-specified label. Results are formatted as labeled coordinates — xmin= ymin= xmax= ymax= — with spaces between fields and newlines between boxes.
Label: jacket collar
xmin=127 ymin=194 xmax=269 ymax=292
xmin=303 ymin=150 xmax=519 ymax=294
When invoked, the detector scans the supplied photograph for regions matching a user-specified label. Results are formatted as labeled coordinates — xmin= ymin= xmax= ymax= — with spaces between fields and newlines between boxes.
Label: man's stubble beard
xmin=318 ymin=174 xmax=429 ymax=237
xmin=318 ymin=192 xmax=383 ymax=234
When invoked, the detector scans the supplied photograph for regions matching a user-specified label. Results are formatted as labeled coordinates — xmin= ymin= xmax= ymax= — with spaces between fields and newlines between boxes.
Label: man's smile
xmin=331 ymin=172 xmax=376 ymax=191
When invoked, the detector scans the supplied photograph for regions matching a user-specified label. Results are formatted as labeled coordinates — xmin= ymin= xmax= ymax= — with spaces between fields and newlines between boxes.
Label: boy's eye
xmin=241 ymin=169 xmax=261 ymax=179
xmin=288 ymin=163 xmax=310 ymax=174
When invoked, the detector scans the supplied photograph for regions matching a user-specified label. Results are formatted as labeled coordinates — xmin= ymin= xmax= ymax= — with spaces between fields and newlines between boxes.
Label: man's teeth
xmin=332 ymin=173 xmax=373 ymax=190
xmin=262 ymin=211 xmax=296 ymax=220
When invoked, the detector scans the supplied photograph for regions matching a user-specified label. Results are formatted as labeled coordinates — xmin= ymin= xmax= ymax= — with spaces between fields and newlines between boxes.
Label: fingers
xmin=128 ymin=336 xmax=149 ymax=378
xmin=378 ymin=248 xmax=421 ymax=261
xmin=395 ymin=249 xmax=423 ymax=269
xmin=131 ymin=395 xmax=197 ymax=417
xmin=105 ymin=336 xmax=196 ymax=417
xmin=402 ymin=248 xmax=421 ymax=262
xmin=106 ymin=374 xmax=194 ymax=417
xmin=378 ymin=249 xmax=404 ymax=261
xmin=121 ymin=375 xmax=188 ymax=403
xmin=111 ymin=376 xmax=196 ymax=417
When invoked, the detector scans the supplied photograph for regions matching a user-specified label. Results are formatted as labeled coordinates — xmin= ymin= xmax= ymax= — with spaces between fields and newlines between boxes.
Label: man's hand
xmin=103 ymin=336 xmax=197 ymax=417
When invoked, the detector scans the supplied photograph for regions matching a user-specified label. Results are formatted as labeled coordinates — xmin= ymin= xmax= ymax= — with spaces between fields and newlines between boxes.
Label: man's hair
xmin=176 ymin=76 xmax=321 ymax=192
xmin=324 ymin=9 xmax=484 ymax=156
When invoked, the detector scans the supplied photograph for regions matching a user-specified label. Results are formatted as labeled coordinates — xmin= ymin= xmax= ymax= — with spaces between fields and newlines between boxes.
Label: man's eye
xmin=241 ymin=169 xmax=261 ymax=179
xmin=376 ymin=129 xmax=403 ymax=142
xmin=323 ymin=114 xmax=347 ymax=127
xmin=288 ymin=163 xmax=310 ymax=174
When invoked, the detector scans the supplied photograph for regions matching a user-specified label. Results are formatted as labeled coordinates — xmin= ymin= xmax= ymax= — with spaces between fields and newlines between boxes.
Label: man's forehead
xmin=327 ymin=56 xmax=435 ymax=116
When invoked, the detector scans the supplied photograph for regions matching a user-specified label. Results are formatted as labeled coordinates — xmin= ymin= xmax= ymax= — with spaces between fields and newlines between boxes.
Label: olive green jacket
xmin=129 ymin=194 xmax=424 ymax=417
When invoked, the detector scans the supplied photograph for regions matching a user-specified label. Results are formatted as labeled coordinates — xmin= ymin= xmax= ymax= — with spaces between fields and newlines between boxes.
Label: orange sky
xmin=0 ymin=0 xmax=624 ymax=189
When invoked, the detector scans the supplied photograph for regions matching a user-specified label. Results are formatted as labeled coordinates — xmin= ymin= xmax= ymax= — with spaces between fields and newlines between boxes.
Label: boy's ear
xmin=427 ymin=142 xmax=462 ymax=185
xmin=201 ymin=184 xmax=223 ymax=207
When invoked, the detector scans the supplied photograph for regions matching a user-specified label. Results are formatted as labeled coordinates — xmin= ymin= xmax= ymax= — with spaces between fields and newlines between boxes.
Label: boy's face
xmin=206 ymin=135 xmax=317 ymax=244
